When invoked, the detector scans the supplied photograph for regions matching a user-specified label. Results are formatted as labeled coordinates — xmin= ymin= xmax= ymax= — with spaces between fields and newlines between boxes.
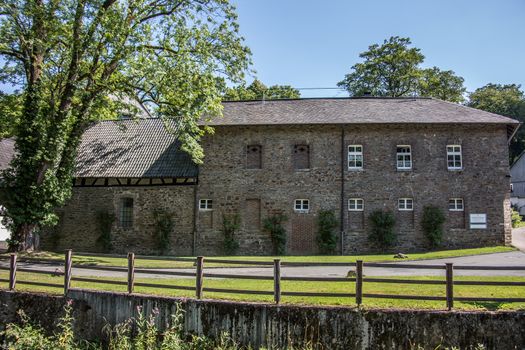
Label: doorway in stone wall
xmin=289 ymin=214 xmax=317 ymax=255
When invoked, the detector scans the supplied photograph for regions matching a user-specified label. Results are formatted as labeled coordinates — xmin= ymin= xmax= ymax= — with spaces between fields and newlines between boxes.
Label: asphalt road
xmin=3 ymin=228 xmax=525 ymax=279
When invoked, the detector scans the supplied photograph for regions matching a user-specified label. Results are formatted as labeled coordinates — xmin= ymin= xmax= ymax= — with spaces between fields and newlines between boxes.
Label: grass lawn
xmin=1 ymin=245 xmax=516 ymax=269
xmin=1 ymin=270 xmax=524 ymax=311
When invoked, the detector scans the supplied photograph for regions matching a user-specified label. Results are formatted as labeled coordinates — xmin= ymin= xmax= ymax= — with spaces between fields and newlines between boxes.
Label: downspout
xmin=340 ymin=127 xmax=345 ymax=255
xmin=192 ymin=176 xmax=198 ymax=256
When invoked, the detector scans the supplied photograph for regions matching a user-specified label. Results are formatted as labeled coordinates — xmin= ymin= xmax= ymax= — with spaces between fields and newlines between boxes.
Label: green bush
xmin=316 ymin=210 xmax=338 ymax=254
xmin=368 ymin=210 xmax=396 ymax=250
xmin=153 ymin=209 xmax=174 ymax=255
xmin=220 ymin=213 xmax=241 ymax=255
xmin=95 ymin=210 xmax=115 ymax=253
xmin=263 ymin=213 xmax=288 ymax=255
xmin=421 ymin=206 xmax=446 ymax=248
xmin=511 ymin=207 xmax=522 ymax=228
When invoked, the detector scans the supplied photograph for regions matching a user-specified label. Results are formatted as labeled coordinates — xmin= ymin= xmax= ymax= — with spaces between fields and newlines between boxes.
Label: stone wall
xmin=197 ymin=124 xmax=511 ymax=255
xmin=41 ymin=123 xmax=512 ymax=255
xmin=1 ymin=290 xmax=524 ymax=349
xmin=41 ymin=185 xmax=196 ymax=255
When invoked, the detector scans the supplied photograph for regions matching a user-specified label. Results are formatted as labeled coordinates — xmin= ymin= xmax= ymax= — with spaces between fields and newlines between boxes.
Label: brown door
xmin=289 ymin=215 xmax=317 ymax=255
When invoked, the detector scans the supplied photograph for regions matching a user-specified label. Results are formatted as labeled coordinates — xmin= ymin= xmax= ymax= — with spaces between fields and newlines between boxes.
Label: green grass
xmin=2 ymin=245 xmax=516 ymax=269
xmin=2 ymin=270 xmax=524 ymax=311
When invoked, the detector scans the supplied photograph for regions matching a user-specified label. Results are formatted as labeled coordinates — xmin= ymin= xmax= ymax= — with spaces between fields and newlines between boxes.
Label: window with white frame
xmin=398 ymin=198 xmax=414 ymax=211
xmin=448 ymin=198 xmax=464 ymax=211
xmin=396 ymin=145 xmax=412 ymax=170
xmin=348 ymin=198 xmax=364 ymax=211
xmin=348 ymin=145 xmax=363 ymax=170
xmin=447 ymin=145 xmax=462 ymax=170
xmin=199 ymin=199 xmax=213 ymax=210
xmin=294 ymin=199 xmax=310 ymax=213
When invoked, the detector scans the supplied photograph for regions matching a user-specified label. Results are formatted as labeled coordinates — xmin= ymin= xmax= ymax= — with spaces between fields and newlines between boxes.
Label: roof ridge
xmin=221 ymin=96 xmax=434 ymax=103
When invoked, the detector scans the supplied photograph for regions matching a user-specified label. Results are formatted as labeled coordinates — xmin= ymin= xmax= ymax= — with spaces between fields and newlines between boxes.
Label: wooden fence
xmin=1 ymin=250 xmax=525 ymax=310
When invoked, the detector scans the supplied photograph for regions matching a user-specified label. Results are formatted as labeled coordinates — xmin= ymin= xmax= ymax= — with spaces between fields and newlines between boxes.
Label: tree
xmin=338 ymin=36 xmax=424 ymax=98
xmin=467 ymin=84 xmax=525 ymax=163
xmin=0 ymin=0 xmax=250 ymax=251
xmin=418 ymin=67 xmax=466 ymax=103
xmin=0 ymin=92 xmax=22 ymax=138
xmin=338 ymin=36 xmax=466 ymax=102
xmin=224 ymin=79 xmax=300 ymax=100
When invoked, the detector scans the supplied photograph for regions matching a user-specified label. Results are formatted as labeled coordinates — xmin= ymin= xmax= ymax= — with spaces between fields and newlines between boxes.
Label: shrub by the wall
xmin=221 ymin=213 xmax=241 ymax=255
xmin=95 ymin=210 xmax=115 ymax=252
xmin=263 ymin=213 xmax=288 ymax=255
xmin=368 ymin=210 xmax=396 ymax=250
xmin=153 ymin=209 xmax=174 ymax=255
xmin=421 ymin=206 xmax=446 ymax=249
xmin=511 ymin=207 xmax=522 ymax=228
xmin=317 ymin=210 xmax=338 ymax=254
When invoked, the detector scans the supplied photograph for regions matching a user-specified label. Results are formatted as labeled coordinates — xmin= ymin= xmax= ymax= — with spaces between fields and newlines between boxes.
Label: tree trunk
xmin=8 ymin=223 xmax=36 ymax=252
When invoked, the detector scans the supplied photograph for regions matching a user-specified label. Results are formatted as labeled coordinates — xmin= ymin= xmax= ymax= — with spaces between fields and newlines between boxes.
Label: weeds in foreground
xmin=0 ymin=302 xmax=488 ymax=350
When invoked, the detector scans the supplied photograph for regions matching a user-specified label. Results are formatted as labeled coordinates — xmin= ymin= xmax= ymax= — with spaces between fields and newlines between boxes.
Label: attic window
xmin=246 ymin=145 xmax=262 ymax=169
xmin=293 ymin=144 xmax=310 ymax=170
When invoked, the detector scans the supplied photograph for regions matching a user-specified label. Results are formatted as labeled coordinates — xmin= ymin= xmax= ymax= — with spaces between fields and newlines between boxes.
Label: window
xmin=348 ymin=198 xmax=364 ymax=211
xmin=119 ymin=198 xmax=134 ymax=229
xmin=294 ymin=199 xmax=310 ymax=213
xmin=293 ymin=144 xmax=310 ymax=170
xmin=448 ymin=198 xmax=464 ymax=211
xmin=396 ymin=145 xmax=412 ymax=170
xmin=348 ymin=145 xmax=363 ymax=170
xmin=246 ymin=145 xmax=262 ymax=169
xmin=199 ymin=199 xmax=213 ymax=210
xmin=398 ymin=198 xmax=413 ymax=211
xmin=447 ymin=145 xmax=462 ymax=170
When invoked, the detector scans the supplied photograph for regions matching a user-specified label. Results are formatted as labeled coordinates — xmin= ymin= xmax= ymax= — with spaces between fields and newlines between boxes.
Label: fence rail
xmin=1 ymin=250 xmax=525 ymax=310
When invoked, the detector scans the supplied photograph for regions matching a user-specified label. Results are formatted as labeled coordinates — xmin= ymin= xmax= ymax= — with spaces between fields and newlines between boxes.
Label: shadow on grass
xmin=463 ymin=301 xmax=505 ymax=311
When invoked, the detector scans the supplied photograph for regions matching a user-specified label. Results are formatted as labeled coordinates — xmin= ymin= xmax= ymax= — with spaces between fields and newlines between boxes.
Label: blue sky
xmin=232 ymin=0 xmax=525 ymax=97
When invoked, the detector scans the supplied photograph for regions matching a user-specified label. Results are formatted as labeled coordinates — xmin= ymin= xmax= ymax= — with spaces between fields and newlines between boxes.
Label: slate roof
xmin=207 ymin=97 xmax=520 ymax=126
xmin=1 ymin=97 xmax=520 ymax=180
xmin=75 ymin=119 xmax=197 ymax=178
xmin=0 ymin=138 xmax=15 ymax=171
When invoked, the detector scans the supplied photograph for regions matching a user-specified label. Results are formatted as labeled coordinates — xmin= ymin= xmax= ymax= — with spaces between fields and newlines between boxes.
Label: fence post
xmin=127 ymin=252 xmax=135 ymax=294
xmin=356 ymin=260 xmax=363 ymax=306
xmin=446 ymin=263 xmax=454 ymax=310
xmin=64 ymin=249 xmax=72 ymax=295
xmin=9 ymin=254 xmax=17 ymax=291
xmin=273 ymin=259 xmax=281 ymax=304
xmin=196 ymin=256 xmax=204 ymax=299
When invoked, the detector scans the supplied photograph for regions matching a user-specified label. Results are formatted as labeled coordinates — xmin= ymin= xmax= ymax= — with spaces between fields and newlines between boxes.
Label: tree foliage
xmin=316 ymin=209 xmax=338 ymax=254
xmin=338 ymin=36 xmax=465 ymax=102
xmin=418 ymin=67 xmax=466 ymax=103
xmin=220 ymin=212 xmax=240 ymax=255
xmin=368 ymin=210 xmax=396 ymax=251
xmin=0 ymin=92 xmax=22 ymax=138
xmin=0 ymin=0 xmax=251 ymax=251
xmin=263 ymin=213 xmax=287 ymax=255
xmin=421 ymin=206 xmax=446 ymax=249
xmin=152 ymin=209 xmax=174 ymax=255
xmin=467 ymin=84 xmax=525 ymax=163
xmin=224 ymin=79 xmax=300 ymax=101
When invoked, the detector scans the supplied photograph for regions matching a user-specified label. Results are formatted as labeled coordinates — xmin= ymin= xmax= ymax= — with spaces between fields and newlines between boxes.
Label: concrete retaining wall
xmin=1 ymin=289 xmax=524 ymax=349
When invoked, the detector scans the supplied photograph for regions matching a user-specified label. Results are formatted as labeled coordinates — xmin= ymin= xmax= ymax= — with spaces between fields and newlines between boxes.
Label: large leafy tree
xmin=0 ymin=0 xmax=250 ymax=251
xmin=224 ymin=79 xmax=300 ymax=101
xmin=468 ymin=84 xmax=525 ymax=163
xmin=418 ymin=67 xmax=466 ymax=103
xmin=338 ymin=36 xmax=466 ymax=102
xmin=338 ymin=36 xmax=424 ymax=98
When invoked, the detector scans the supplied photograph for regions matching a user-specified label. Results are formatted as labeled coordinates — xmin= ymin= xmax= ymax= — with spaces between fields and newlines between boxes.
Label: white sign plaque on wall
xmin=470 ymin=214 xmax=487 ymax=229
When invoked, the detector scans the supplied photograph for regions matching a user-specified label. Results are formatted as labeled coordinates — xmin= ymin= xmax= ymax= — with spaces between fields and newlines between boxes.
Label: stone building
xmin=3 ymin=97 xmax=520 ymax=255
